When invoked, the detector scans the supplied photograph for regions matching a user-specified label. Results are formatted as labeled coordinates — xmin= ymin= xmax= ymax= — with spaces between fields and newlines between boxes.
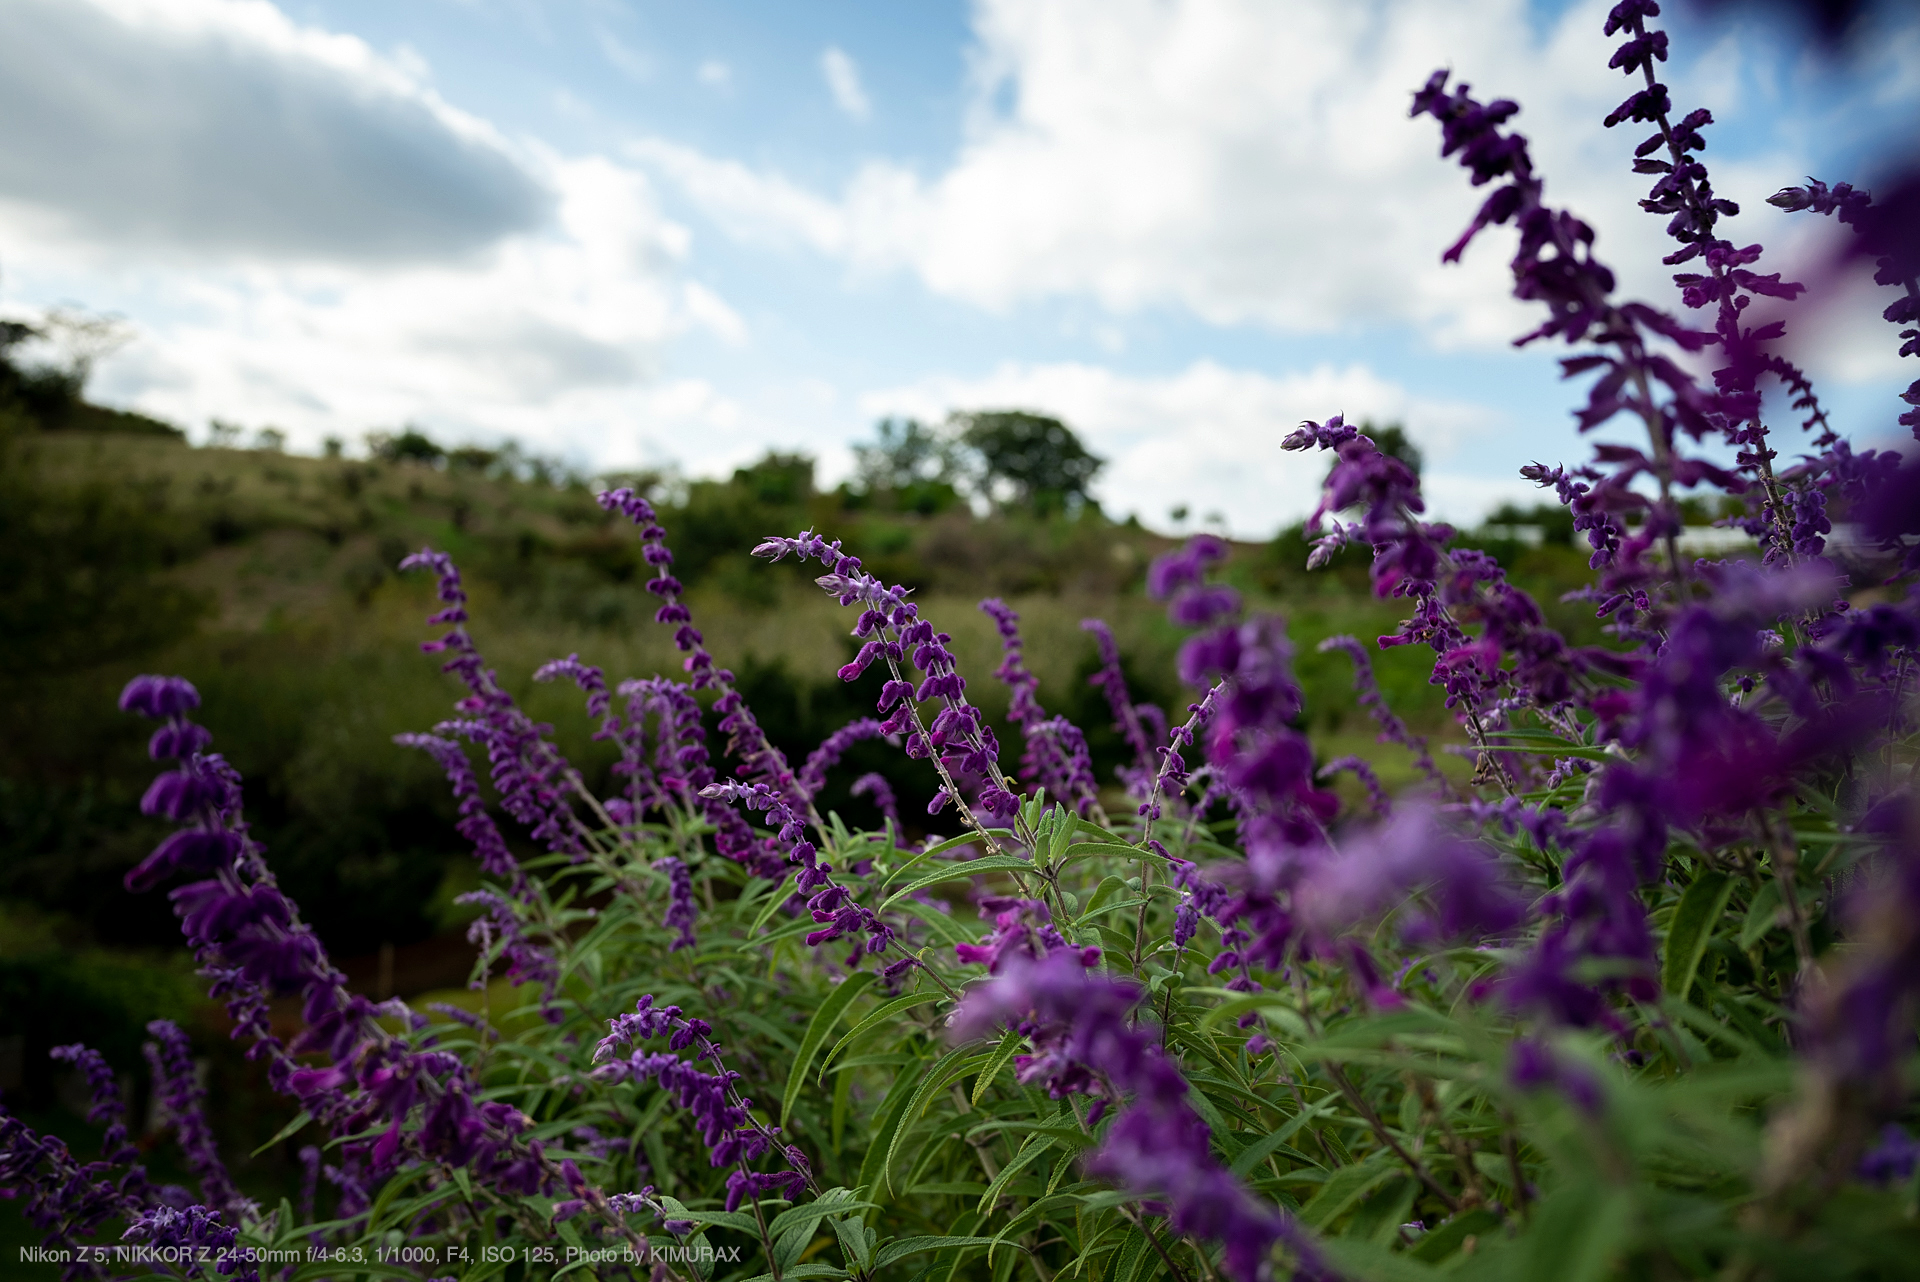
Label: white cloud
xmin=858 ymin=360 xmax=1511 ymax=535
xmin=59 ymin=154 xmax=751 ymax=466
xmin=636 ymin=0 xmax=1866 ymax=351
xmin=821 ymin=46 xmax=871 ymax=121
xmin=697 ymin=59 xmax=732 ymax=90
xmin=0 ymin=1 xmax=758 ymax=472
xmin=0 ymin=0 xmax=550 ymax=264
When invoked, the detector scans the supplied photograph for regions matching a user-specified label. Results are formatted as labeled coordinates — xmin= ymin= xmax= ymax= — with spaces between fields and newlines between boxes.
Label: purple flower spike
xmin=145 ymin=1021 xmax=250 ymax=1222
xmin=598 ymin=490 xmax=809 ymax=825
xmin=981 ymin=599 xmax=1101 ymax=816
xmin=699 ymin=780 xmax=896 ymax=959
xmin=850 ymin=772 xmax=899 ymax=826
xmin=1082 ymin=618 xmax=1163 ymax=796
xmin=593 ymin=996 xmax=809 ymax=1204
xmin=951 ymin=952 xmax=1327 ymax=1282
xmin=123 ymin=1205 xmax=258 ymax=1282
xmin=396 ymin=732 xmax=529 ymax=900
xmin=754 ymin=530 xmax=1019 ymax=841
xmin=658 ymin=856 xmax=698 ymax=951
xmin=797 ymin=717 xmax=892 ymax=799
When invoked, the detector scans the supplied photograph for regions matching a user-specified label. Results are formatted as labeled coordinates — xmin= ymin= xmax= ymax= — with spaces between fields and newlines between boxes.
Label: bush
xmin=5 ymin=9 xmax=1920 ymax=1282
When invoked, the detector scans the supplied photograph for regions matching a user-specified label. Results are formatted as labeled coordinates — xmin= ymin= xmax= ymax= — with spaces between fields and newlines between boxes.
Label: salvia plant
xmin=6 ymin=4 xmax=1920 ymax=1279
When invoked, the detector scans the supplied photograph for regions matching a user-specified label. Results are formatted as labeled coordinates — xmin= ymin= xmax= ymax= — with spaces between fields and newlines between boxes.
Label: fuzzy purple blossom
xmin=699 ymin=780 xmax=896 ymax=957
xmin=394 ymin=731 xmax=529 ymax=900
xmin=755 ymin=530 xmax=1021 ymax=828
xmin=122 ymin=1204 xmax=257 ymax=1282
xmin=459 ymin=887 xmax=563 ymax=1018
xmin=953 ymin=896 xmax=1099 ymax=974
xmin=592 ymin=996 xmax=806 ymax=1211
xmin=144 ymin=1021 xmax=248 ymax=1222
xmin=797 ymin=717 xmax=892 ymax=799
xmin=1316 ymin=636 xmax=1448 ymax=793
xmin=598 ymin=490 xmax=810 ymax=823
xmin=981 ymin=599 xmax=1101 ymax=815
xmin=850 ymin=772 xmax=899 ymax=826
xmin=951 ymin=951 xmax=1330 ymax=1282
xmin=1082 ymin=618 xmax=1162 ymax=795
xmin=657 ymin=856 xmax=698 ymax=951
xmin=401 ymin=550 xmax=591 ymax=855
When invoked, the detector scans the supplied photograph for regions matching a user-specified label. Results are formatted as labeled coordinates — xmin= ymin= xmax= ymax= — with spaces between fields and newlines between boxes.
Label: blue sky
xmin=1 ymin=0 xmax=1915 ymax=534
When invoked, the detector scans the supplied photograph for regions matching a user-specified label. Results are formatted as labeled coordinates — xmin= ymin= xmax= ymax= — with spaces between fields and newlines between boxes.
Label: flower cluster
xmin=591 ymin=996 xmax=806 ymax=1211
xmin=952 ymin=952 xmax=1327 ymax=1282
xmin=981 ymin=598 xmax=1100 ymax=814
xmin=755 ymin=530 xmax=1019 ymax=825
xmin=699 ymin=780 xmax=894 ymax=957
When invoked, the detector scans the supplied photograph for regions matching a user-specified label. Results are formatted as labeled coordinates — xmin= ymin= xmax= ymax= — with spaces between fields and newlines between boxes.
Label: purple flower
xmin=699 ymin=780 xmax=896 ymax=957
xmin=400 ymin=550 xmax=591 ymax=856
xmin=592 ymin=997 xmax=807 ymax=1207
xmin=981 ymin=599 xmax=1100 ymax=815
xmin=47 ymin=1045 xmax=139 ymax=1173
xmin=1508 ymin=1038 xmax=1603 ymax=1116
xmin=951 ymin=952 xmax=1329 ymax=1282
xmin=122 ymin=1204 xmax=257 ymax=1282
xmin=599 ymin=490 xmax=810 ymax=816
xmin=657 ymin=856 xmax=698 ymax=952
xmin=1857 ymin=1125 xmax=1920 ymax=1187
xmin=459 ymin=888 xmax=563 ymax=1019
xmin=1082 ymin=618 xmax=1163 ymax=794
xmin=1294 ymin=804 xmax=1526 ymax=947
xmin=1316 ymin=636 xmax=1447 ymax=793
xmin=953 ymin=896 xmax=1099 ymax=974
xmin=850 ymin=771 xmax=899 ymax=826
xmin=754 ymin=530 xmax=1020 ymax=841
xmin=394 ymin=732 xmax=529 ymax=900
xmin=144 ymin=1021 xmax=250 ymax=1222
xmin=797 ymin=717 xmax=892 ymax=799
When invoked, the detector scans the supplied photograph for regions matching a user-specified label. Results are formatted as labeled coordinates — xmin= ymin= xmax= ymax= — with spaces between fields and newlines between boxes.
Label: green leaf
xmin=884 ymin=1048 xmax=990 ymax=1191
xmin=1298 ymin=1158 xmax=1394 ymax=1229
xmin=1663 ymin=871 xmax=1736 ymax=997
xmin=1056 ymin=840 xmax=1151 ymax=865
xmin=250 ymin=1109 xmax=312 ymax=1157
xmin=1110 ymin=1227 xmax=1155 ymax=1282
xmin=1508 ymin=1181 xmax=1633 ymax=1282
xmin=730 ymin=1265 xmax=848 ymax=1282
xmin=873 ymin=1236 xmax=997 ymax=1269
xmin=882 ymin=830 xmax=1016 ymax=888
xmin=893 ymin=897 xmax=976 ymax=947
xmin=749 ymin=871 xmax=800 ymax=936
xmin=972 ymin=1029 xmax=1025 ymax=1106
xmin=976 ymin=1133 xmax=1056 ymax=1212
xmin=820 ymin=992 xmax=941 ymax=1080
xmin=1409 ymin=1207 xmax=1501 ymax=1263
xmin=287 ymin=1262 xmax=427 ymax=1281
xmin=663 ymin=1208 xmax=761 ymax=1235
xmin=767 ymin=1188 xmax=872 ymax=1237
xmin=1229 ymin=1098 xmax=1340 ymax=1176
xmin=881 ymin=855 xmax=1038 ymax=910
xmin=1738 ymin=879 xmax=1783 ymax=950
xmin=784 ymin=971 xmax=877 ymax=1128
xmin=857 ymin=1058 xmax=930 ymax=1200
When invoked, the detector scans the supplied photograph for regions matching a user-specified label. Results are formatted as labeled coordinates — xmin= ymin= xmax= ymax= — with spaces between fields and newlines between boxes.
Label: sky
xmin=1 ymin=0 xmax=1916 ymax=535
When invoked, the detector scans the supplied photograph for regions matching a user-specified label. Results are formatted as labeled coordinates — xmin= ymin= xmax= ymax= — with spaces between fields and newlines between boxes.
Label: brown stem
xmin=1326 ymin=1065 xmax=1461 ymax=1216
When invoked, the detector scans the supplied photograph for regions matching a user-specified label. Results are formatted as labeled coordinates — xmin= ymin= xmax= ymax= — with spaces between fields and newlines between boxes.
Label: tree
xmin=953 ymin=409 xmax=1103 ymax=515
xmin=368 ymin=427 xmax=446 ymax=466
xmin=849 ymin=418 xmax=964 ymax=514
xmin=731 ymin=451 xmax=813 ymax=507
